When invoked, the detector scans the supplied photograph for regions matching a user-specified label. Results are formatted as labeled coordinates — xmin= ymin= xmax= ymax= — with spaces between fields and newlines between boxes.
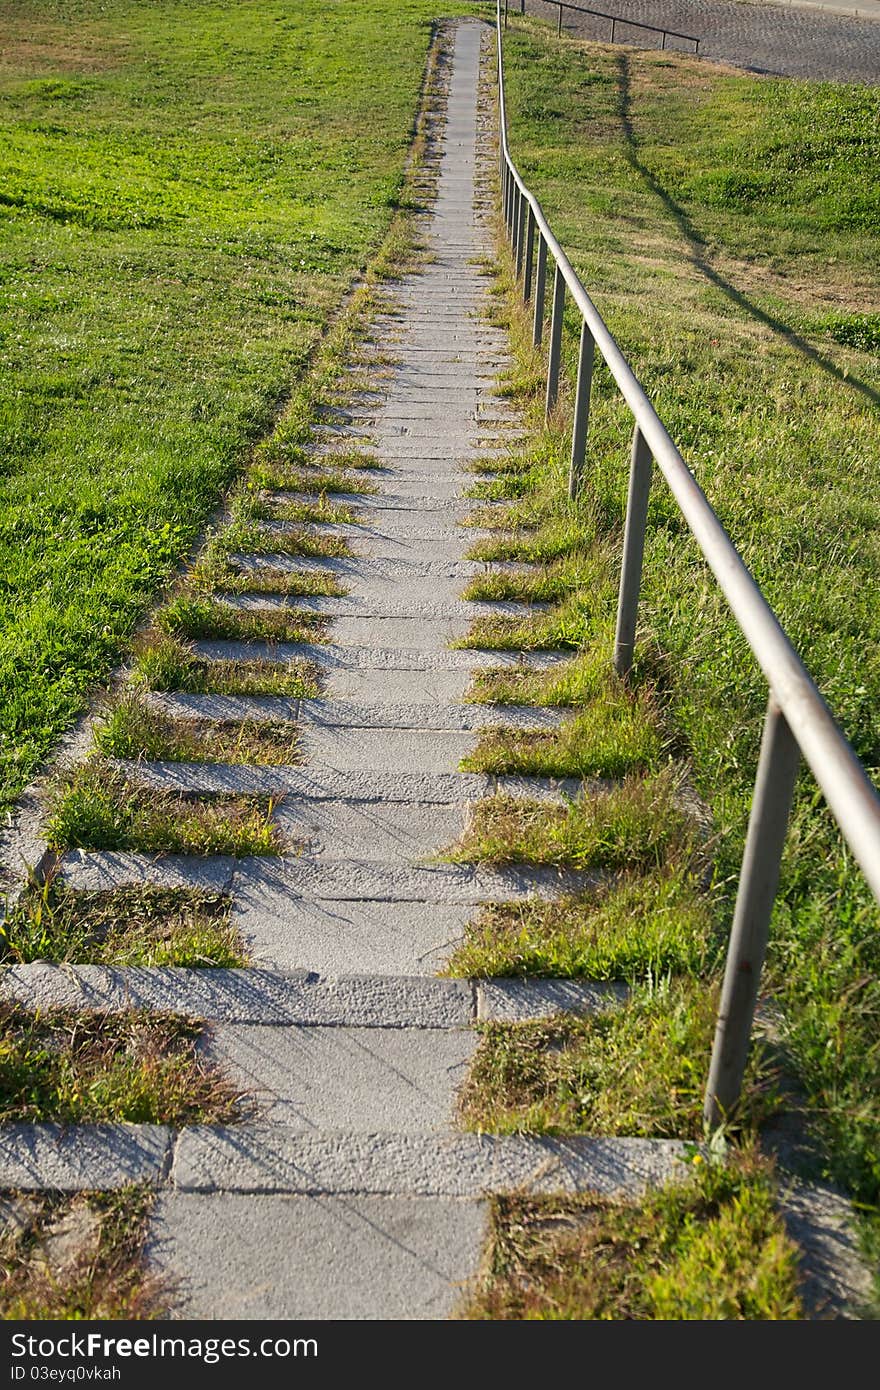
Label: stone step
xmin=59 ymin=852 xmax=593 ymax=903
xmin=231 ymin=858 xmax=593 ymax=905
xmin=105 ymin=766 xmax=584 ymax=803
xmin=148 ymin=693 xmax=567 ymax=732
xmin=287 ymin=616 xmax=481 ymax=651
xmin=0 ymin=1124 xmax=687 ymax=1199
xmin=201 ymin=1023 xmax=477 ymax=1130
xmin=235 ymin=897 xmax=472 ymax=974
xmin=0 ymin=965 xmax=617 ymax=1025
xmin=148 ymin=1193 xmax=487 ymax=1320
xmin=216 ymin=593 xmax=539 ymax=621
xmin=171 ymin=1128 xmax=689 ymax=1197
xmin=226 ymin=554 xmax=488 ymax=579
xmin=191 ymin=638 xmax=569 ymax=672
xmin=273 ymin=797 xmax=465 ymax=864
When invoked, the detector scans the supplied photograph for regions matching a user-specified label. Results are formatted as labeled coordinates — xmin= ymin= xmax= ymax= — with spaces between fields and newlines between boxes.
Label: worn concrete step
xmin=0 ymin=964 xmax=619 ymax=1024
xmin=191 ymin=638 xmax=569 ymax=672
xmin=0 ymin=1124 xmax=170 ymax=1191
xmin=300 ymin=699 xmax=565 ymax=730
xmin=319 ymin=669 xmax=474 ymax=704
xmin=105 ymin=766 xmax=583 ymax=802
xmin=234 ymin=898 xmax=473 ymax=974
xmin=147 ymin=1193 xmax=487 ymax=1320
xmin=287 ymin=616 xmax=480 ymax=651
xmin=0 ymin=1124 xmax=687 ymax=1200
xmin=217 ymin=593 xmax=539 ymax=622
xmin=201 ymin=1023 xmax=476 ymax=1130
xmin=59 ymin=851 xmax=238 ymax=893
xmin=148 ymin=694 xmax=566 ymax=732
xmin=273 ymin=797 xmax=465 ymax=863
xmin=226 ymin=554 xmax=488 ymax=580
xmin=293 ymin=724 xmax=477 ymax=773
xmin=171 ymin=1128 xmax=690 ymax=1197
xmin=59 ymin=850 xmax=591 ymax=903
xmin=231 ymin=858 xmax=592 ymax=905
xmin=246 ymin=899 xmax=467 ymax=974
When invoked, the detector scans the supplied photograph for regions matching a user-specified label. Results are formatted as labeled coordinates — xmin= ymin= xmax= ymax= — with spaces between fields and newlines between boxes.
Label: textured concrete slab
xmin=171 ymin=1128 xmax=690 ymax=1196
xmin=312 ymin=616 xmax=477 ymax=651
xmin=0 ymin=1124 xmax=170 ymax=1190
xmin=192 ymin=640 xmax=571 ymax=672
xmin=298 ymin=698 xmax=565 ymax=731
xmin=202 ymin=1024 xmax=476 ymax=1129
xmin=322 ymin=668 xmax=473 ymax=704
xmin=148 ymin=1193 xmax=487 ymax=1320
xmin=297 ymin=725 xmax=477 ymax=774
xmin=227 ymin=593 xmax=531 ymax=621
xmin=780 ymin=1180 xmax=876 ymax=1318
xmin=114 ymin=765 xmax=585 ymax=803
xmin=273 ymin=798 xmax=464 ymax=863
xmin=0 ymin=965 xmax=475 ymax=1027
xmin=231 ymin=857 xmax=594 ymax=905
xmin=150 ymin=693 xmax=300 ymax=723
xmin=58 ymin=851 xmax=236 ymax=893
xmin=476 ymin=978 xmax=628 ymax=1021
xmin=229 ymin=553 xmax=484 ymax=581
xmin=232 ymin=896 xmax=470 ymax=975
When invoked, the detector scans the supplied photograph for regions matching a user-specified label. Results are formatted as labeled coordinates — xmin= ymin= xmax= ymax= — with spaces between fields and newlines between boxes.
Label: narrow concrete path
xmin=0 ymin=19 xmax=686 ymax=1319
xmin=135 ymin=21 xmax=681 ymax=1319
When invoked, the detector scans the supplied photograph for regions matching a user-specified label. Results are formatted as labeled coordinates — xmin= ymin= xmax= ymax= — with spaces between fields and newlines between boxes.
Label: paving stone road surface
xmin=525 ymin=0 xmax=880 ymax=81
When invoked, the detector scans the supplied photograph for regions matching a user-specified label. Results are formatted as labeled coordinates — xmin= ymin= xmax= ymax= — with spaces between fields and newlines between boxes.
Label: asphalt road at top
xmin=522 ymin=0 xmax=880 ymax=82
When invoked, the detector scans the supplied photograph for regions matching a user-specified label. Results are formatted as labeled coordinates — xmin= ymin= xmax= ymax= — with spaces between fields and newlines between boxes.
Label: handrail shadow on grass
xmin=612 ymin=51 xmax=880 ymax=410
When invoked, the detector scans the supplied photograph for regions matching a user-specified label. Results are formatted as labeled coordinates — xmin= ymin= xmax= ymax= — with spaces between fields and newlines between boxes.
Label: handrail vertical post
xmin=504 ymin=0 xmax=509 ymax=29
xmin=523 ymin=204 xmax=535 ymax=301
xmin=614 ymin=425 xmax=652 ymax=674
xmin=545 ymin=262 xmax=565 ymax=420
xmin=611 ymin=18 xmax=616 ymax=42
xmin=704 ymin=699 xmax=800 ymax=1128
xmin=515 ymin=189 xmax=526 ymax=278
xmin=557 ymin=3 xmax=563 ymax=37
xmin=568 ymin=319 xmax=595 ymax=498
xmin=533 ymin=232 xmax=547 ymax=346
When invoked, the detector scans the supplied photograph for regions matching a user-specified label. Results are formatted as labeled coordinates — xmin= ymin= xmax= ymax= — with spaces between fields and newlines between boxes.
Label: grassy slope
xmin=0 ymin=0 xmax=467 ymax=810
xmin=500 ymin=24 xmax=880 ymax=1199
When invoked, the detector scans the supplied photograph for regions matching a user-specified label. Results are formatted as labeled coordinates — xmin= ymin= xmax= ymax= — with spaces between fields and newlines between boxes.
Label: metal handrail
xmin=504 ymin=0 xmax=700 ymax=53
xmin=494 ymin=0 xmax=880 ymax=1126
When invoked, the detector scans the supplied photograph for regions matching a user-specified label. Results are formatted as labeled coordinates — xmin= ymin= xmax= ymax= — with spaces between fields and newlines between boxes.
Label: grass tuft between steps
xmin=239 ymin=493 xmax=358 ymax=527
xmin=445 ymin=866 xmax=715 ymax=981
xmin=1 ymin=883 xmax=245 ymax=967
xmin=0 ymin=1188 xmax=167 ymax=1321
xmin=47 ymin=763 xmax=285 ymax=856
xmin=158 ymin=596 xmax=327 ymax=645
xmin=132 ymin=634 xmax=321 ymax=698
xmin=250 ymin=464 xmax=379 ymax=496
xmin=447 ymin=769 xmax=701 ymax=874
xmin=459 ymin=978 xmax=778 ymax=1140
xmin=94 ymin=692 xmax=299 ymax=767
xmin=459 ymin=1148 xmax=802 ymax=1321
xmin=462 ymin=706 xmax=663 ymax=781
xmin=213 ymin=522 xmax=353 ymax=561
xmin=193 ymin=554 xmax=345 ymax=599
xmin=0 ymin=1004 xmax=241 ymax=1126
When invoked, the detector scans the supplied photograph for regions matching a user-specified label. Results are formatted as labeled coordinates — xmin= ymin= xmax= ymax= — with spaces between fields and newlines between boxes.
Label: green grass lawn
xmin=0 ymin=0 xmax=468 ymax=811
xmin=492 ymin=21 xmax=880 ymax=1204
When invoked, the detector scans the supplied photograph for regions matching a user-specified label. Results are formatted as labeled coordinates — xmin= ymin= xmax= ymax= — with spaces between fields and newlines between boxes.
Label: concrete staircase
xmin=0 ymin=20 xmax=690 ymax=1319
